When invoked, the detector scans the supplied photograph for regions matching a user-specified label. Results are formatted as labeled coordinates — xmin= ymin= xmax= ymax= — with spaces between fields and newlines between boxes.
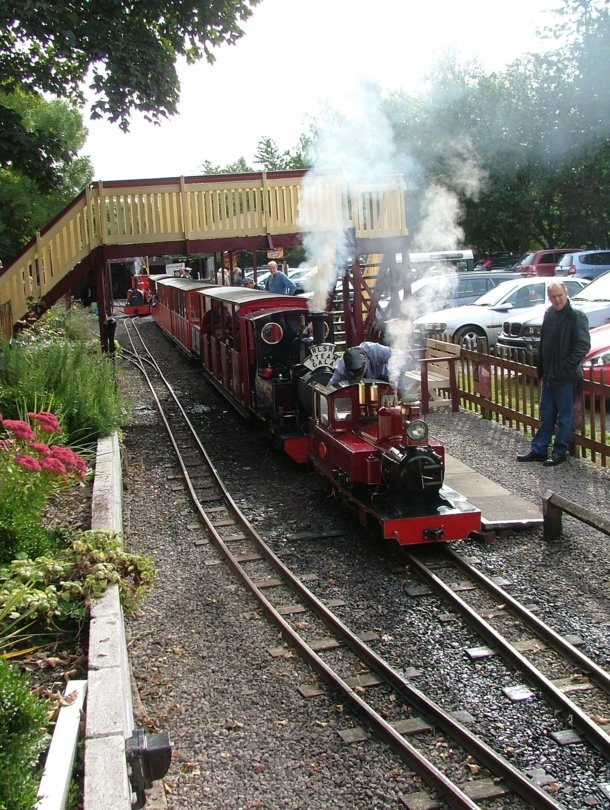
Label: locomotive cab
xmin=246 ymin=309 xmax=336 ymax=462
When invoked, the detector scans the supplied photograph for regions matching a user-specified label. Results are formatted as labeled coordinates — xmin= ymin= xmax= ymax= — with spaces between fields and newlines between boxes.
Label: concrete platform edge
xmin=84 ymin=433 xmax=134 ymax=810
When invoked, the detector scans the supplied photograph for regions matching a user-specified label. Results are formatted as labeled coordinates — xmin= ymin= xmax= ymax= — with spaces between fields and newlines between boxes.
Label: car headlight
xmin=406 ymin=419 xmax=428 ymax=441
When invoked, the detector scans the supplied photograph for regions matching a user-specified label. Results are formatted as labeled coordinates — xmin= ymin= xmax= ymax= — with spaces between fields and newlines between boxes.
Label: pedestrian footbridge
xmin=0 ymin=170 xmax=408 ymax=338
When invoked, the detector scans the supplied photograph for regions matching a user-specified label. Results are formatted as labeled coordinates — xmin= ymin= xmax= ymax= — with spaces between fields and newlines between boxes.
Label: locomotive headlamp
xmin=406 ymin=419 xmax=428 ymax=442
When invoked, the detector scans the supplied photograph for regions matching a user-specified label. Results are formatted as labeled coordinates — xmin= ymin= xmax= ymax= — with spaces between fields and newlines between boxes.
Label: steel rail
xmin=406 ymin=548 xmax=610 ymax=761
xmin=446 ymin=547 xmax=610 ymax=695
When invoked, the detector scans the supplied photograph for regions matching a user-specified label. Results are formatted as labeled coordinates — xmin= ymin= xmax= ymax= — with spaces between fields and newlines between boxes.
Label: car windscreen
xmin=471 ymin=280 xmax=523 ymax=306
xmin=572 ymin=272 xmax=610 ymax=301
xmin=518 ymin=252 xmax=536 ymax=265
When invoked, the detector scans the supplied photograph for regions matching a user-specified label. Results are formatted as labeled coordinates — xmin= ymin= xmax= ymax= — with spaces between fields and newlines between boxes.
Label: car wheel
xmin=454 ymin=325 xmax=486 ymax=348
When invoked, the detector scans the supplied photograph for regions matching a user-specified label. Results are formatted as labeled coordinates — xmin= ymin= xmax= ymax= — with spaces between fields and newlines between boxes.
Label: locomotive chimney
xmin=311 ymin=313 xmax=327 ymax=345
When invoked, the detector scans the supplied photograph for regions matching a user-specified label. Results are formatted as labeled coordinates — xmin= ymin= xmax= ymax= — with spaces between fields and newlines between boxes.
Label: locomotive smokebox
xmin=381 ymin=446 xmax=444 ymax=500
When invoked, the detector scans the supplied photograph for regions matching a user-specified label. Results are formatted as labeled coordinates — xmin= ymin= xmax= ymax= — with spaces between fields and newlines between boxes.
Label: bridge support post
xmin=103 ymin=317 xmax=117 ymax=355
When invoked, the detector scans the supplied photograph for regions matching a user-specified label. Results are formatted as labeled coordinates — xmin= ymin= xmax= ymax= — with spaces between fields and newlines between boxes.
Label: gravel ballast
xmin=119 ymin=317 xmax=610 ymax=809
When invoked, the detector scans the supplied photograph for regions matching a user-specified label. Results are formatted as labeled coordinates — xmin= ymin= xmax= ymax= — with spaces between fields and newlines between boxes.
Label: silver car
xmin=555 ymin=250 xmax=610 ymax=281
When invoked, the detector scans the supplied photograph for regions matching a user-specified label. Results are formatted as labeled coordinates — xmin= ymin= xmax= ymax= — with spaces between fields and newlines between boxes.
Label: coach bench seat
xmin=404 ymin=338 xmax=461 ymax=413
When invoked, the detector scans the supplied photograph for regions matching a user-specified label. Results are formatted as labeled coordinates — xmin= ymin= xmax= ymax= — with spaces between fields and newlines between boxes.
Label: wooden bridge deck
xmin=0 ymin=170 xmax=408 ymax=336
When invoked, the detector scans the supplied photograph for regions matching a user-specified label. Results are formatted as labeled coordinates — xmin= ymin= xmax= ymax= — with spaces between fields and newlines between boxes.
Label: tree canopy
xmin=201 ymin=135 xmax=311 ymax=175
xmin=0 ymin=90 xmax=93 ymax=262
xmin=381 ymin=0 xmax=610 ymax=253
xmin=0 ymin=0 xmax=259 ymax=192
xmin=0 ymin=0 xmax=260 ymax=128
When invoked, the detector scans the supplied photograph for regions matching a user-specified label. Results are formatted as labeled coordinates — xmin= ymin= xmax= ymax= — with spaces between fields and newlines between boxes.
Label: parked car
xmin=555 ymin=250 xmax=610 ymax=281
xmin=376 ymin=270 xmax=521 ymax=322
xmin=515 ymin=248 xmax=582 ymax=277
xmin=412 ymin=277 xmax=588 ymax=349
xmin=243 ymin=267 xmax=272 ymax=289
xmin=287 ymin=266 xmax=317 ymax=294
xmin=474 ymin=253 xmax=519 ymax=271
xmin=497 ymin=271 xmax=610 ymax=363
xmin=582 ymin=324 xmax=610 ymax=384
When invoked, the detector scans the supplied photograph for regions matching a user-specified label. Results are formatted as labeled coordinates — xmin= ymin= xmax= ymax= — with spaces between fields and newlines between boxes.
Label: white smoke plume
xmin=411 ymin=135 xmax=486 ymax=251
xmin=297 ymin=81 xmax=398 ymax=310
xmin=298 ymin=83 xmax=485 ymax=391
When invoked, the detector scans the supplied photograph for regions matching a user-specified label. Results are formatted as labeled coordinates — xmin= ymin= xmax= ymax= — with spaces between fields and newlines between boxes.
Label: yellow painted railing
xmin=0 ymin=171 xmax=408 ymax=334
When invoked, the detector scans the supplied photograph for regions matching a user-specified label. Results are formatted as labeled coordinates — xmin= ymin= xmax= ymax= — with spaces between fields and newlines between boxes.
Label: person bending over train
xmin=517 ymin=280 xmax=590 ymax=467
xmin=264 ymin=261 xmax=297 ymax=295
xmin=329 ymin=342 xmax=392 ymax=386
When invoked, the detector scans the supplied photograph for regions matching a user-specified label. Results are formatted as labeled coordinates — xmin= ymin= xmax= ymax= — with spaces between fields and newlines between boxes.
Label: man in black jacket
xmin=517 ymin=281 xmax=590 ymax=466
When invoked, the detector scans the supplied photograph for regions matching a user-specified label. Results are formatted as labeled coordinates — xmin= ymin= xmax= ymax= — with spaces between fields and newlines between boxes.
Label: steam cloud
xmin=297 ymin=82 xmax=485 ymax=389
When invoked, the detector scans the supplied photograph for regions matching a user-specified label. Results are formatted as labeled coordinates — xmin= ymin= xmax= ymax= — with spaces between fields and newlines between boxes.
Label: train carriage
xmin=196 ymin=286 xmax=335 ymax=460
xmin=152 ymin=277 xmax=216 ymax=355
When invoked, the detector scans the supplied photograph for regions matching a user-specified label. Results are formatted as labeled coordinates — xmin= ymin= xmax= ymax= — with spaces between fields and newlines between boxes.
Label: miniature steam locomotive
xmin=152 ymin=277 xmax=481 ymax=546
xmin=124 ymin=273 xmax=171 ymax=316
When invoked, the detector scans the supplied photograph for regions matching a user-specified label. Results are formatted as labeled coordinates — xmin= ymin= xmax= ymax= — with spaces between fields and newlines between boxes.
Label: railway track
xmin=404 ymin=547 xmax=610 ymax=759
xmin=120 ymin=317 xmax=584 ymax=809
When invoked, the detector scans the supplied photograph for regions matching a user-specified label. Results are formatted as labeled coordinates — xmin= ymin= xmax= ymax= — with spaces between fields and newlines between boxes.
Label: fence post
xmin=472 ymin=339 xmax=491 ymax=420
xmin=542 ymin=489 xmax=562 ymax=541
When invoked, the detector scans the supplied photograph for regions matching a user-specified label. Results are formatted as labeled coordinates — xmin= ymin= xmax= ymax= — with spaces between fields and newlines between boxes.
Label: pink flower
xmin=40 ymin=457 xmax=67 ymax=475
xmin=28 ymin=441 xmax=52 ymax=457
xmin=49 ymin=445 xmax=87 ymax=480
xmin=14 ymin=453 xmax=42 ymax=472
xmin=2 ymin=419 xmax=35 ymax=441
xmin=28 ymin=411 xmax=61 ymax=434
xmin=0 ymin=439 xmax=10 ymax=452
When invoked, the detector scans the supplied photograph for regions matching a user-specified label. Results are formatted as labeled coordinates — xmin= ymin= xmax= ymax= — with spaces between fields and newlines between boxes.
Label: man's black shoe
xmin=516 ymin=451 xmax=546 ymax=462
xmin=543 ymin=454 xmax=566 ymax=467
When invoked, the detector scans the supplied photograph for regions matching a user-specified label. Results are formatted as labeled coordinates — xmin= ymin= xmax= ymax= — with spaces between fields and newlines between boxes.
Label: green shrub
xmin=0 ymin=659 xmax=49 ymax=810
xmin=0 ymin=304 xmax=129 ymax=445
xmin=1 ymin=529 xmax=156 ymax=632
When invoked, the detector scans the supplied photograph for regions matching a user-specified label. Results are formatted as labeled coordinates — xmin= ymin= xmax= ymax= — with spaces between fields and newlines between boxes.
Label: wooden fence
xmin=437 ymin=342 xmax=609 ymax=467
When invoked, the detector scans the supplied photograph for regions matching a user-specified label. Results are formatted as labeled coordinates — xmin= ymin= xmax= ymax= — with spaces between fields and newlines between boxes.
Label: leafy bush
xmin=0 ymin=659 xmax=49 ymax=810
xmin=0 ymin=303 xmax=128 ymax=444
xmin=1 ymin=530 xmax=156 ymax=633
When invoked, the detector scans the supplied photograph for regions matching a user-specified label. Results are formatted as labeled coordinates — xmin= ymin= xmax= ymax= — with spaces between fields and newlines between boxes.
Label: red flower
xmin=2 ymin=419 xmax=35 ymax=441
xmin=28 ymin=411 xmax=62 ymax=434
xmin=14 ymin=453 xmax=42 ymax=472
xmin=49 ymin=445 xmax=87 ymax=480
xmin=40 ymin=457 xmax=67 ymax=474
xmin=28 ymin=441 xmax=52 ymax=457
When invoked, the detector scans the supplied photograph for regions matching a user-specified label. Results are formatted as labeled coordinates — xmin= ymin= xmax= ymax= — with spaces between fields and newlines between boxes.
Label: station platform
xmin=443 ymin=453 xmax=543 ymax=531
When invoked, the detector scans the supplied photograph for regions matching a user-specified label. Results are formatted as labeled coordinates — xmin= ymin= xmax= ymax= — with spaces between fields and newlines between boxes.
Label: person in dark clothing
xmin=517 ymin=281 xmax=590 ymax=466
